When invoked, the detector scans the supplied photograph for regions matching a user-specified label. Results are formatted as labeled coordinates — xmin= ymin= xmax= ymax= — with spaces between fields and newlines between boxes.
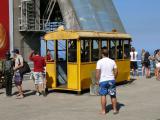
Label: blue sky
xmin=113 ymin=0 xmax=160 ymax=54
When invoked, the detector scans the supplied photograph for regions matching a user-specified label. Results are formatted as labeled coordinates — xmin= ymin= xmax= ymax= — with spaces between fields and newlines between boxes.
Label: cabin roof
xmin=44 ymin=30 xmax=131 ymax=40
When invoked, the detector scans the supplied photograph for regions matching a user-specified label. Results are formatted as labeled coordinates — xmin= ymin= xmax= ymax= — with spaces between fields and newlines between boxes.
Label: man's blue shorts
xmin=99 ymin=80 xmax=116 ymax=96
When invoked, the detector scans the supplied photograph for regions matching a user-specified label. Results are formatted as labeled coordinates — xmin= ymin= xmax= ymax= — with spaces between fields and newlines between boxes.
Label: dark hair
xmin=34 ymin=50 xmax=39 ymax=55
xmin=5 ymin=51 xmax=11 ymax=58
xmin=12 ymin=49 xmax=19 ymax=54
xmin=102 ymin=49 xmax=108 ymax=57
xmin=131 ymin=47 xmax=135 ymax=52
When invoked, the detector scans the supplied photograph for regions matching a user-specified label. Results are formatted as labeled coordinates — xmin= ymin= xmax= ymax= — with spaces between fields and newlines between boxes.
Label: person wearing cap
xmin=2 ymin=51 xmax=14 ymax=96
xmin=12 ymin=49 xmax=24 ymax=99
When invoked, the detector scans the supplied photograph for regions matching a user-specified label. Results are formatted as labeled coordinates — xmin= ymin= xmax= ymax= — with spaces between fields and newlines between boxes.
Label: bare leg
xmin=142 ymin=66 xmax=145 ymax=76
xmin=35 ymin=84 xmax=39 ymax=93
xmin=19 ymin=85 xmax=23 ymax=95
xmin=155 ymin=68 xmax=157 ymax=77
xmin=16 ymin=84 xmax=24 ymax=98
xmin=39 ymin=83 xmax=43 ymax=93
xmin=111 ymin=97 xmax=118 ymax=112
xmin=136 ymin=69 xmax=139 ymax=76
xmin=146 ymin=68 xmax=150 ymax=78
xmin=100 ymin=96 xmax=106 ymax=114
xmin=148 ymin=68 xmax=150 ymax=77
xmin=131 ymin=69 xmax=134 ymax=76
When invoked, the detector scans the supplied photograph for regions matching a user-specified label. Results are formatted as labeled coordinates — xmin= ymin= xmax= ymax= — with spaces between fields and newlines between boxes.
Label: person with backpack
xmin=143 ymin=51 xmax=151 ymax=78
xmin=2 ymin=51 xmax=14 ymax=96
xmin=141 ymin=49 xmax=146 ymax=76
xmin=12 ymin=49 xmax=24 ymax=99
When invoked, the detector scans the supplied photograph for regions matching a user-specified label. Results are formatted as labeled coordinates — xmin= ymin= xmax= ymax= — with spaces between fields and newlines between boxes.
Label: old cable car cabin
xmin=44 ymin=29 xmax=131 ymax=93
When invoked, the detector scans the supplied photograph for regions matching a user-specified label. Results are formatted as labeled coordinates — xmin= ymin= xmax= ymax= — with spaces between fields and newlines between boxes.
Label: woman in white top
xmin=12 ymin=49 xmax=24 ymax=99
xmin=130 ymin=47 xmax=138 ymax=76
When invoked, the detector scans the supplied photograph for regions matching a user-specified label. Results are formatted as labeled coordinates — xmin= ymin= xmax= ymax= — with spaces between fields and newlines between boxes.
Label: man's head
xmin=34 ymin=50 xmax=39 ymax=55
xmin=131 ymin=47 xmax=135 ymax=52
xmin=101 ymin=49 xmax=108 ymax=57
xmin=12 ymin=49 xmax=19 ymax=56
xmin=5 ymin=51 xmax=11 ymax=59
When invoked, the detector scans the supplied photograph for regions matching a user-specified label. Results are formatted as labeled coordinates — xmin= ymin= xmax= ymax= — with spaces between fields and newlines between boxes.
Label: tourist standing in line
xmin=130 ymin=47 xmax=138 ymax=77
xmin=3 ymin=51 xmax=14 ymax=97
xmin=12 ymin=49 xmax=24 ymax=99
xmin=96 ymin=49 xmax=118 ymax=115
xmin=155 ymin=50 xmax=160 ymax=79
xmin=143 ymin=51 xmax=151 ymax=78
xmin=29 ymin=50 xmax=46 ymax=96
xmin=141 ymin=49 xmax=145 ymax=76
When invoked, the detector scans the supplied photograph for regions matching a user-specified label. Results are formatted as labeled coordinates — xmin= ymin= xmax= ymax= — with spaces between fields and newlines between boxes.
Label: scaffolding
xmin=18 ymin=0 xmax=64 ymax=32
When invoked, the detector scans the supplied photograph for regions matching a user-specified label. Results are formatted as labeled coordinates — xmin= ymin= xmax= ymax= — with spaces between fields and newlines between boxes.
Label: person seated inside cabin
xmin=45 ymin=49 xmax=54 ymax=62
xmin=109 ymin=46 xmax=116 ymax=60
xmin=117 ymin=45 xmax=123 ymax=59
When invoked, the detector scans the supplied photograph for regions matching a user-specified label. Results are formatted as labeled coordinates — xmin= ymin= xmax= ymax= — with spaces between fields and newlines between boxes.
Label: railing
xmin=134 ymin=60 xmax=155 ymax=76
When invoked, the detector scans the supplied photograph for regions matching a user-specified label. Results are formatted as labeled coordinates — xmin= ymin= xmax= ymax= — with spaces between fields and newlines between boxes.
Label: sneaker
xmin=41 ymin=91 xmax=46 ymax=97
xmin=36 ymin=92 xmax=40 ymax=96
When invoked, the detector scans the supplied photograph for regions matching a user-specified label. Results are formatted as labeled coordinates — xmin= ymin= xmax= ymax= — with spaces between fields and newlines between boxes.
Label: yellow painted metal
xmin=44 ymin=30 xmax=131 ymax=41
xmin=116 ymin=60 xmax=130 ymax=82
xmin=44 ymin=30 xmax=132 ymax=93
xmin=46 ymin=62 xmax=56 ymax=88
xmin=67 ymin=63 xmax=78 ymax=89
xmin=80 ymin=63 xmax=96 ymax=90
xmin=44 ymin=31 xmax=79 ymax=40
xmin=77 ymin=40 xmax=81 ymax=91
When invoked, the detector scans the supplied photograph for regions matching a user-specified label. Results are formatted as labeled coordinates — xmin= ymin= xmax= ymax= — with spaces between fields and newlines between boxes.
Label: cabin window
xmin=68 ymin=40 xmax=77 ymax=62
xmin=109 ymin=40 xmax=116 ymax=60
xmin=117 ymin=40 xmax=123 ymax=59
xmin=101 ymin=40 xmax=108 ymax=49
xmin=46 ymin=41 xmax=54 ymax=61
xmin=81 ymin=40 xmax=90 ymax=62
xmin=123 ymin=40 xmax=130 ymax=59
xmin=91 ymin=40 xmax=99 ymax=61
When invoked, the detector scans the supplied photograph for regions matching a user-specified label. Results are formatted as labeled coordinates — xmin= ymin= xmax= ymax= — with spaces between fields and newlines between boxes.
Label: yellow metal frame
xmin=44 ymin=30 xmax=132 ymax=92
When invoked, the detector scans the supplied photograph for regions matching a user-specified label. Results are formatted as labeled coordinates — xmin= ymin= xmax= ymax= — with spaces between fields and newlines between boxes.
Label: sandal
xmin=16 ymin=94 xmax=24 ymax=99
xmin=16 ymin=93 xmax=21 ymax=97
xmin=113 ymin=110 xmax=119 ymax=115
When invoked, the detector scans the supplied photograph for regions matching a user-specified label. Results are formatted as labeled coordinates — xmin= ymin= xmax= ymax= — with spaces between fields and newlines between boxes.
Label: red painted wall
xmin=0 ymin=0 xmax=9 ymax=59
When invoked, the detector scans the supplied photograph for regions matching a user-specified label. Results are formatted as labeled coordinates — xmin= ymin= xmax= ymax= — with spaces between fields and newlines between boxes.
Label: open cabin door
xmin=55 ymin=40 xmax=67 ymax=88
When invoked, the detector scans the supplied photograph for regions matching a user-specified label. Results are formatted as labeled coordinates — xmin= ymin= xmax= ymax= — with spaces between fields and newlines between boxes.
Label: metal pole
xmin=9 ymin=0 xmax=14 ymax=53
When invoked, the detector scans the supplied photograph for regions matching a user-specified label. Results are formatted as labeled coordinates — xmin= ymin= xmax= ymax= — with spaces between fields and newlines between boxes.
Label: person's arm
xmin=29 ymin=51 xmax=34 ymax=61
xmin=43 ymin=58 xmax=46 ymax=67
xmin=96 ymin=61 xmax=101 ymax=85
xmin=113 ymin=68 xmax=118 ymax=79
xmin=96 ymin=69 xmax=101 ymax=85
xmin=14 ymin=56 xmax=24 ymax=70
xmin=113 ymin=62 xmax=118 ymax=79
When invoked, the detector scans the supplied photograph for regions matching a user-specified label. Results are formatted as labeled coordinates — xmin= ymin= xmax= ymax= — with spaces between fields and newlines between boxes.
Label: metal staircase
xmin=19 ymin=0 xmax=64 ymax=32
xmin=42 ymin=0 xmax=65 ymax=32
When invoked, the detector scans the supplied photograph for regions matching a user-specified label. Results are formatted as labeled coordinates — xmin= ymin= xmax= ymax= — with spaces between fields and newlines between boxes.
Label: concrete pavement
xmin=0 ymin=77 xmax=160 ymax=120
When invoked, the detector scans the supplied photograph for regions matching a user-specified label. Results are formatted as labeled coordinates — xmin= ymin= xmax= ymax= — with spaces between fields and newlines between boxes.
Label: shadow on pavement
xmin=12 ymin=89 xmax=34 ymax=97
xmin=106 ymin=102 xmax=125 ymax=113
xmin=0 ymin=92 xmax=4 ymax=95
xmin=116 ymin=78 xmax=136 ymax=86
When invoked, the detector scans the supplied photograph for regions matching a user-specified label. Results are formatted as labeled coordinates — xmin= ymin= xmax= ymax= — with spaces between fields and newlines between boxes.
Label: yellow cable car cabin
xmin=44 ymin=29 xmax=131 ymax=93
